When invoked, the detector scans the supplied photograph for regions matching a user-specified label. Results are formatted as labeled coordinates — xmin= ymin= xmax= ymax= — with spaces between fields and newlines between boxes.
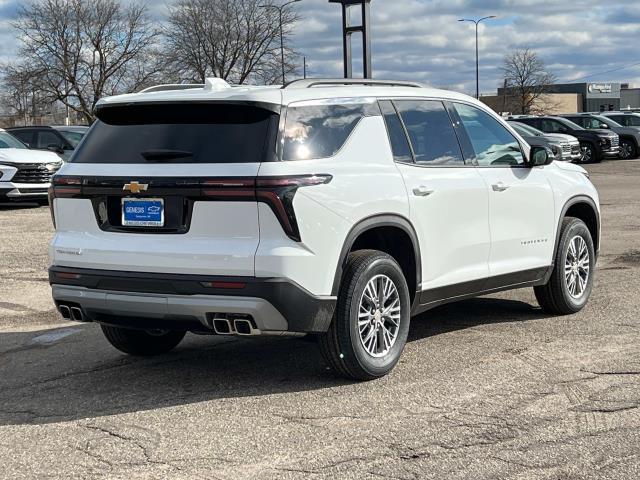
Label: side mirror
xmin=600 ymin=123 xmax=609 ymax=129
xmin=530 ymin=146 xmax=553 ymax=166
xmin=47 ymin=144 xmax=64 ymax=155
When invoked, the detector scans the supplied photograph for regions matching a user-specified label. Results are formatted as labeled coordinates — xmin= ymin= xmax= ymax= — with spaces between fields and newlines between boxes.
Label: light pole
xmin=459 ymin=15 xmax=496 ymax=99
xmin=260 ymin=0 xmax=302 ymax=85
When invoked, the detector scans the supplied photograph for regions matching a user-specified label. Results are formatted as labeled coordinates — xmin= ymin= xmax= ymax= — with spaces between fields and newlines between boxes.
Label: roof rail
xmin=139 ymin=84 xmax=204 ymax=94
xmin=283 ymin=78 xmax=423 ymax=89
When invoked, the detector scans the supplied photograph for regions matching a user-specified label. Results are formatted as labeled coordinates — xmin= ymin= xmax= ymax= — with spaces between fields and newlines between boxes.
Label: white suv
xmin=49 ymin=78 xmax=600 ymax=380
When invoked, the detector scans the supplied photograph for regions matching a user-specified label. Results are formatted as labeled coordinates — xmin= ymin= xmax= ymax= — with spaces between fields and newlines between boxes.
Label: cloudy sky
xmin=1 ymin=0 xmax=639 ymax=95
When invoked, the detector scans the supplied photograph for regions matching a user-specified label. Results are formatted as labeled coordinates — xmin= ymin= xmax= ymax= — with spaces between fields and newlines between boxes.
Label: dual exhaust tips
xmin=211 ymin=316 xmax=260 ymax=336
xmin=58 ymin=304 xmax=84 ymax=322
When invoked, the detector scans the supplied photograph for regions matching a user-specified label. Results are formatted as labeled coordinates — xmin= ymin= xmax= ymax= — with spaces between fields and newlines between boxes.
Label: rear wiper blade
xmin=140 ymin=149 xmax=194 ymax=161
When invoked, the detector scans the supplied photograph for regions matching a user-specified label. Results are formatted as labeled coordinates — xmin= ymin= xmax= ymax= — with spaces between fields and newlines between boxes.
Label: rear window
xmin=72 ymin=103 xmax=279 ymax=164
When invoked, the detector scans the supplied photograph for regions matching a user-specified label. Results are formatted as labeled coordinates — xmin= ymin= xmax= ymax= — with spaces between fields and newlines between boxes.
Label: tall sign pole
xmin=329 ymin=0 xmax=373 ymax=79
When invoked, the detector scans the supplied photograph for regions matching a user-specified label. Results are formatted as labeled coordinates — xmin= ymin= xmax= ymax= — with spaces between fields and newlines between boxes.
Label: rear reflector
xmin=200 ymin=281 xmax=247 ymax=289
xmin=55 ymin=272 xmax=82 ymax=280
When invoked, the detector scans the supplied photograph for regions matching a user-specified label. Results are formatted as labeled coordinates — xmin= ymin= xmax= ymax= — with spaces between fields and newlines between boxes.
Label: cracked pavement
xmin=1 ymin=159 xmax=639 ymax=479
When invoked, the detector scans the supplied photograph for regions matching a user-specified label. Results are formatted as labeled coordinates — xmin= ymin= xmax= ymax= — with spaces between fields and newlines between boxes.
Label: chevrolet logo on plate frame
xmin=123 ymin=181 xmax=148 ymax=194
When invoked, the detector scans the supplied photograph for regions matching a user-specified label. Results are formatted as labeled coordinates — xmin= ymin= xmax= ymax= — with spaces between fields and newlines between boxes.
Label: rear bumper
xmin=49 ymin=266 xmax=336 ymax=334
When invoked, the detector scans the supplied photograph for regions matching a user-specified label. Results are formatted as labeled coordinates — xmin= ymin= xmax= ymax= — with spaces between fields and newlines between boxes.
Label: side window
xmin=379 ymin=101 xmax=412 ymax=163
xmin=10 ymin=130 xmax=34 ymax=147
xmin=568 ymin=117 xmax=584 ymax=127
xmin=454 ymin=103 xmax=525 ymax=167
xmin=393 ymin=100 xmax=464 ymax=165
xmin=37 ymin=131 xmax=63 ymax=149
xmin=610 ymin=116 xmax=627 ymax=126
xmin=282 ymin=100 xmax=380 ymax=161
xmin=540 ymin=119 xmax=566 ymax=134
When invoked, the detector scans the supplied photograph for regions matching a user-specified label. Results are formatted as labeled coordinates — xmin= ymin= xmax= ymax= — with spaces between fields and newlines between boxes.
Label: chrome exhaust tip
xmin=58 ymin=305 xmax=71 ymax=320
xmin=233 ymin=318 xmax=257 ymax=336
xmin=70 ymin=307 xmax=84 ymax=321
xmin=212 ymin=318 xmax=233 ymax=335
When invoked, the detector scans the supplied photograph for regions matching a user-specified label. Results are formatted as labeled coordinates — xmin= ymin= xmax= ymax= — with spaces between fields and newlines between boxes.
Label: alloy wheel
xmin=620 ymin=140 xmax=634 ymax=160
xmin=565 ymin=235 xmax=590 ymax=299
xmin=358 ymin=274 xmax=401 ymax=358
xmin=580 ymin=145 xmax=593 ymax=163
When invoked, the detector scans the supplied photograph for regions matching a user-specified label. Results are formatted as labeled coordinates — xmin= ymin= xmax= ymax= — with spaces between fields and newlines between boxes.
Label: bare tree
xmin=12 ymin=0 xmax=162 ymax=124
xmin=164 ymin=0 xmax=300 ymax=85
xmin=502 ymin=48 xmax=556 ymax=115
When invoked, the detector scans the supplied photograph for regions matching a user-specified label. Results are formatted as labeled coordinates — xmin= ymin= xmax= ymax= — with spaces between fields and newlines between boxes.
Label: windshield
xmin=618 ymin=114 xmax=640 ymax=126
xmin=510 ymin=122 xmax=543 ymax=137
xmin=558 ymin=118 xmax=584 ymax=131
xmin=0 ymin=131 xmax=27 ymax=149
xmin=593 ymin=115 xmax=622 ymax=128
xmin=73 ymin=103 xmax=279 ymax=164
xmin=57 ymin=130 xmax=85 ymax=148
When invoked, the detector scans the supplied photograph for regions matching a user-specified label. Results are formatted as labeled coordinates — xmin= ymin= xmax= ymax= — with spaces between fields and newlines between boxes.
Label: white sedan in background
xmin=0 ymin=128 xmax=62 ymax=204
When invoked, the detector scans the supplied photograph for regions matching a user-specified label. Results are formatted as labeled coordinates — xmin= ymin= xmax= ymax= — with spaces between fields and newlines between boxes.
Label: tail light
xmin=256 ymin=175 xmax=333 ymax=241
xmin=48 ymin=176 xmax=83 ymax=227
xmin=45 ymin=174 xmax=332 ymax=241
xmin=200 ymin=174 xmax=333 ymax=240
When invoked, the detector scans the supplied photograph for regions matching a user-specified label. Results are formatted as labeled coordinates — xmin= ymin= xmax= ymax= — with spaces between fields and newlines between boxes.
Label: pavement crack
xmin=580 ymin=368 xmax=640 ymax=376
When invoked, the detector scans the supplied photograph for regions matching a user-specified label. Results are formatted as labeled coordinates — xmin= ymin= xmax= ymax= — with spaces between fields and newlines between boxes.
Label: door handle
xmin=413 ymin=186 xmax=434 ymax=197
xmin=492 ymin=182 xmax=510 ymax=192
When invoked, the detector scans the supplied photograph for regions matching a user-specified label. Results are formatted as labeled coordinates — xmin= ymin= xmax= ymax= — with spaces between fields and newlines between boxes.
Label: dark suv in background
xmin=7 ymin=125 xmax=89 ymax=161
xmin=560 ymin=113 xmax=640 ymax=160
xmin=513 ymin=116 xmax=619 ymax=163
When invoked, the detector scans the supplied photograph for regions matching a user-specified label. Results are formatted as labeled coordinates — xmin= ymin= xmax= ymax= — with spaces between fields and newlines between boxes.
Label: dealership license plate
xmin=121 ymin=198 xmax=164 ymax=227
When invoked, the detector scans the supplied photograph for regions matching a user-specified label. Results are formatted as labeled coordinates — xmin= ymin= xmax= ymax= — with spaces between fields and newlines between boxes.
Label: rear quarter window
xmin=282 ymin=99 xmax=380 ymax=161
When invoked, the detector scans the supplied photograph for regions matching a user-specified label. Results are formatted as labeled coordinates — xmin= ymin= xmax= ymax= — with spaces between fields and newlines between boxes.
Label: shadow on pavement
xmin=0 ymin=201 xmax=45 ymax=210
xmin=0 ymin=297 xmax=549 ymax=426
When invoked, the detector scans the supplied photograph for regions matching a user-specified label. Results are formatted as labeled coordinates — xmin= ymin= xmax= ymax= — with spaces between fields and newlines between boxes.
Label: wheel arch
xmin=618 ymin=134 xmax=639 ymax=148
xmin=552 ymin=195 xmax=600 ymax=264
xmin=331 ymin=214 xmax=421 ymax=304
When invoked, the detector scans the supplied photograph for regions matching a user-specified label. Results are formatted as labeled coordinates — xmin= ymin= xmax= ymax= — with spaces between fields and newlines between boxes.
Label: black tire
xmin=619 ymin=139 xmax=637 ymax=160
xmin=101 ymin=325 xmax=186 ymax=356
xmin=580 ymin=143 xmax=597 ymax=164
xmin=534 ymin=217 xmax=595 ymax=315
xmin=319 ymin=250 xmax=411 ymax=381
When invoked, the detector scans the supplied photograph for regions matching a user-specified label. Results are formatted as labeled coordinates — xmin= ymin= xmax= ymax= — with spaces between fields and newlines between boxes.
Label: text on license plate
xmin=121 ymin=198 xmax=164 ymax=227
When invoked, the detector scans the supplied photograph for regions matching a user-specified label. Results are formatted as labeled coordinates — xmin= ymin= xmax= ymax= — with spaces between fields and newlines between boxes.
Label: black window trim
xmin=378 ymin=99 xmax=416 ymax=165
xmin=378 ymin=97 xmax=472 ymax=169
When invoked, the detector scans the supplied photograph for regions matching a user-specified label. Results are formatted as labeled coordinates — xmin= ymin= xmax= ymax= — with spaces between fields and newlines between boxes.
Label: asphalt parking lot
xmin=1 ymin=160 xmax=639 ymax=480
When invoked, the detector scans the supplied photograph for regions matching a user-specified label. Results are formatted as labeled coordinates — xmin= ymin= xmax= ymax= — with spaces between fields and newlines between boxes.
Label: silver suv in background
xmin=561 ymin=113 xmax=640 ymax=160
xmin=6 ymin=125 xmax=89 ymax=162
xmin=508 ymin=121 xmax=581 ymax=162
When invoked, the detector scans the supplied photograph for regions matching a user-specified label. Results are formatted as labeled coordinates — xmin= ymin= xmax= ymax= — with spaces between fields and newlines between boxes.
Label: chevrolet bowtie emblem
xmin=123 ymin=181 xmax=148 ymax=194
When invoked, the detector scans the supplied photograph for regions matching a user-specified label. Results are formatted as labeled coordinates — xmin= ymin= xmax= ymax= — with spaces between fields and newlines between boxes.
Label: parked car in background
xmin=0 ymin=128 xmax=62 ymax=203
xmin=560 ymin=113 xmax=640 ymax=160
xmin=6 ymin=125 xmax=89 ymax=161
xmin=513 ymin=116 xmax=619 ymax=163
xmin=600 ymin=111 xmax=640 ymax=127
xmin=508 ymin=121 xmax=581 ymax=163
